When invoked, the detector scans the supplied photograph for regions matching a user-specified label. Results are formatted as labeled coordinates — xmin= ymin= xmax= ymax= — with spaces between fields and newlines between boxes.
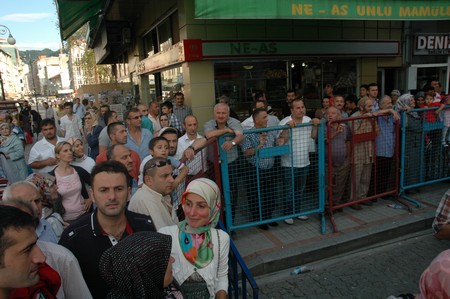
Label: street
xmin=256 ymin=230 xmax=450 ymax=299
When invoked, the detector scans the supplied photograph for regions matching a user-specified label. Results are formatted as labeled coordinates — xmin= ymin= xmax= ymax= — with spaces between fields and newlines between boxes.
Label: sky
xmin=0 ymin=0 xmax=62 ymax=51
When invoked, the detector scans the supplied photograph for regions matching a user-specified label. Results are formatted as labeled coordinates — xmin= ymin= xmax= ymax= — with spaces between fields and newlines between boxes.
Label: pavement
xmin=231 ymin=182 xmax=448 ymax=278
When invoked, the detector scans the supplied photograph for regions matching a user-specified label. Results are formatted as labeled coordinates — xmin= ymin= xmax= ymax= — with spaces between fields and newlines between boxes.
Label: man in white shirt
xmin=241 ymin=99 xmax=279 ymax=130
xmin=175 ymin=115 xmax=207 ymax=176
xmin=43 ymin=102 xmax=55 ymax=120
xmin=60 ymin=102 xmax=84 ymax=140
xmin=148 ymin=101 xmax=161 ymax=132
xmin=28 ymin=119 xmax=64 ymax=173
xmin=128 ymin=157 xmax=178 ymax=230
xmin=73 ymin=98 xmax=86 ymax=121
xmin=278 ymin=99 xmax=313 ymax=224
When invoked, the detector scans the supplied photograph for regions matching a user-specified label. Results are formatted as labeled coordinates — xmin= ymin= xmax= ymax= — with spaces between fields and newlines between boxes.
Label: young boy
xmin=138 ymin=137 xmax=188 ymax=208
xmin=160 ymin=101 xmax=183 ymax=133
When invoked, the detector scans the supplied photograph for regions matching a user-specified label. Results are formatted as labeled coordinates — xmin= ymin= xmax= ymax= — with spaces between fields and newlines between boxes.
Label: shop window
xmin=142 ymin=11 xmax=179 ymax=57
xmin=161 ymin=66 xmax=183 ymax=100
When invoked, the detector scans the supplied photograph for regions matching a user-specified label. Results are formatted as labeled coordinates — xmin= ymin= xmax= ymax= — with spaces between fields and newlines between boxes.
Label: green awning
xmin=195 ymin=0 xmax=450 ymax=20
xmin=56 ymin=0 xmax=108 ymax=40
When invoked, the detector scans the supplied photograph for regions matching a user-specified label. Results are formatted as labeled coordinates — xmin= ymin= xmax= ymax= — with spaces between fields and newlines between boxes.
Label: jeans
xmin=283 ymin=166 xmax=309 ymax=215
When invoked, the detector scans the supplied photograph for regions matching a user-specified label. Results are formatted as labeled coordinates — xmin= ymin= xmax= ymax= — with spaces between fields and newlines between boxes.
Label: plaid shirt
xmin=433 ymin=188 xmax=450 ymax=234
xmin=241 ymin=129 xmax=277 ymax=169
xmin=169 ymin=113 xmax=183 ymax=133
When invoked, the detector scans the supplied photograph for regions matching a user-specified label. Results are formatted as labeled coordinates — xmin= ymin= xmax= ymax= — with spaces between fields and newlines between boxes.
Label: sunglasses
xmin=144 ymin=159 xmax=172 ymax=174
xmin=129 ymin=115 xmax=142 ymax=120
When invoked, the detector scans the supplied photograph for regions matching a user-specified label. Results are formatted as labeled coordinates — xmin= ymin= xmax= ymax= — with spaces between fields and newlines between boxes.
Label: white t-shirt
xmin=279 ymin=115 xmax=313 ymax=168
xmin=28 ymin=136 xmax=65 ymax=173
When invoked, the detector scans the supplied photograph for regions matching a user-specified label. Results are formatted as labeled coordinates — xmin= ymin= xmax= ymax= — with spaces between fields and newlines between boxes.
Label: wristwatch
xmin=231 ymin=141 xmax=236 ymax=146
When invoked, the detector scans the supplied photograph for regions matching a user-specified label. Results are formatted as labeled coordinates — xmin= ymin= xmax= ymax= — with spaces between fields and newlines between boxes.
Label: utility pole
xmin=0 ymin=72 xmax=5 ymax=101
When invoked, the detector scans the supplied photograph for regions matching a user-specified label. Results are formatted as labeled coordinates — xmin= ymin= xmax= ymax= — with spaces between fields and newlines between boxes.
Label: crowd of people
xmin=0 ymin=79 xmax=449 ymax=298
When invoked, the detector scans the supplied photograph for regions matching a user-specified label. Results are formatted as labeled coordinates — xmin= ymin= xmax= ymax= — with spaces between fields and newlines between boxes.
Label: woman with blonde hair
xmin=159 ymin=178 xmax=229 ymax=299
xmin=0 ymin=122 xmax=28 ymax=182
xmin=49 ymin=141 xmax=92 ymax=222
xmin=84 ymin=109 xmax=104 ymax=159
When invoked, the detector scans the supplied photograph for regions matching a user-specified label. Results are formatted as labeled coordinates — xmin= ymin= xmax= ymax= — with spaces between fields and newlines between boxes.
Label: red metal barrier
xmin=326 ymin=113 xmax=401 ymax=232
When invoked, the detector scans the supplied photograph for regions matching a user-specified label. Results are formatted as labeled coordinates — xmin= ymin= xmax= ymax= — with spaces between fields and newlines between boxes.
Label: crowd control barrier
xmin=400 ymin=107 xmax=450 ymax=206
xmin=217 ymin=123 xmax=326 ymax=233
xmin=324 ymin=113 xmax=401 ymax=232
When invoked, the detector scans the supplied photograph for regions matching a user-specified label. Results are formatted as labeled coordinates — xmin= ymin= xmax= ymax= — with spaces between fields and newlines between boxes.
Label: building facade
xmin=57 ymin=0 xmax=450 ymax=125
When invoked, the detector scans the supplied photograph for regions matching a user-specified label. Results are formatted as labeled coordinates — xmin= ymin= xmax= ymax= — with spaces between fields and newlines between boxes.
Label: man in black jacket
xmin=59 ymin=161 xmax=156 ymax=298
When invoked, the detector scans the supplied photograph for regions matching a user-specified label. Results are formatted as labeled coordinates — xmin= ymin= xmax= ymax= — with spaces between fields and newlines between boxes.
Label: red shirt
xmin=420 ymin=102 xmax=441 ymax=122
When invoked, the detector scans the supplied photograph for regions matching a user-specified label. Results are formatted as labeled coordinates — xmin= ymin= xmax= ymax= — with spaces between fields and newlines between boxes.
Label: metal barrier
xmin=217 ymin=123 xmax=326 ymax=233
xmin=324 ymin=113 xmax=401 ymax=232
xmin=400 ymin=107 xmax=450 ymax=206
xmin=179 ymin=140 xmax=259 ymax=299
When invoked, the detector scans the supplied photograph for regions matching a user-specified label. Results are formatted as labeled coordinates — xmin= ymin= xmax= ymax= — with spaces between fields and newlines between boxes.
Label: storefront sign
xmin=137 ymin=42 xmax=185 ymax=75
xmin=195 ymin=0 xmax=450 ymax=20
xmin=414 ymin=34 xmax=450 ymax=55
xmin=200 ymin=40 xmax=400 ymax=58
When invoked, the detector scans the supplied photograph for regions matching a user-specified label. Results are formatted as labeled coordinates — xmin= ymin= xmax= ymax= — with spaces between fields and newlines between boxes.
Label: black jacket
xmin=59 ymin=209 xmax=156 ymax=298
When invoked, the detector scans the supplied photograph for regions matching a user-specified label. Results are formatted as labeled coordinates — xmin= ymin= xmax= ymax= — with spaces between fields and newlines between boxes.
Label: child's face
xmin=425 ymin=95 xmax=434 ymax=105
xmin=150 ymin=141 xmax=169 ymax=158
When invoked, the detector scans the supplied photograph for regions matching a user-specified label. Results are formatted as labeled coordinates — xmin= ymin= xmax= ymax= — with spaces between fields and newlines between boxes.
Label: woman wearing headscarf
xmin=84 ymin=110 xmax=103 ymax=159
xmin=0 ymin=122 xmax=29 ymax=182
xmin=159 ymin=178 xmax=229 ymax=299
xmin=394 ymin=94 xmax=423 ymax=186
xmin=99 ymin=231 xmax=184 ymax=299
xmin=26 ymin=173 xmax=66 ymax=240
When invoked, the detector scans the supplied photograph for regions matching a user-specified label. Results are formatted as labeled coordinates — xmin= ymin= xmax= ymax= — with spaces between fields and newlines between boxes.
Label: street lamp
xmin=0 ymin=25 xmax=15 ymax=100
xmin=0 ymin=25 xmax=16 ymax=45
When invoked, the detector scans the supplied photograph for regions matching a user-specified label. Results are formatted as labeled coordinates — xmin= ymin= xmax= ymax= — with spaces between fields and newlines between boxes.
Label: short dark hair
xmin=360 ymin=84 xmax=369 ymax=90
xmin=106 ymin=144 xmax=123 ymax=161
xmin=104 ymin=111 xmax=117 ymax=125
xmin=286 ymin=89 xmax=295 ymax=95
xmin=107 ymin=121 xmax=125 ymax=137
xmin=91 ymin=160 xmax=130 ymax=187
xmin=252 ymin=99 xmax=267 ymax=110
xmin=252 ymin=107 xmax=267 ymax=120
xmin=174 ymin=92 xmax=184 ymax=98
xmin=161 ymin=101 xmax=173 ymax=111
xmin=0 ymin=205 xmax=36 ymax=266
xmin=40 ymin=118 xmax=56 ymax=129
xmin=101 ymin=104 xmax=110 ymax=110
xmin=345 ymin=94 xmax=359 ymax=105
xmin=148 ymin=136 xmax=168 ymax=150
xmin=423 ymin=85 xmax=435 ymax=93
xmin=368 ymin=83 xmax=378 ymax=89
xmin=124 ymin=108 xmax=140 ymax=120
xmin=63 ymin=101 xmax=73 ymax=108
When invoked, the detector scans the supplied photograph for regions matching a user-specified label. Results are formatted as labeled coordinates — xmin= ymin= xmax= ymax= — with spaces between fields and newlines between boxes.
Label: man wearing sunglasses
xmin=125 ymin=108 xmax=153 ymax=160
xmin=128 ymin=157 xmax=178 ymax=230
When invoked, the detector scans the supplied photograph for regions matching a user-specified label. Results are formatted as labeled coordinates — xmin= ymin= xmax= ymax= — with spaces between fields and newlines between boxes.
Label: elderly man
xmin=107 ymin=144 xmax=139 ymax=196
xmin=175 ymin=115 xmax=207 ymax=176
xmin=148 ymin=100 xmax=161 ymax=132
xmin=128 ymin=157 xmax=178 ymax=230
xmin=374 ymin=95 xmax=396 ymax=199
xmin=28 ymin=119 xmax=64 ymax=173
xmin=241 ymin=108 xmax=278 ymax=230
xmin=125 ymin=108 xmax=153 ymax=160
xmin=59 ymin=161 xmax=156 ymax=298
xmin=204 ymin=103 xmax=244 ymax=222
xmin=3 ymin=181 xmax=58 ymax=243
xmin=279 ymin=99 xmax=314 ymax=224
xmin=350 ymin=97 xmax=380 ymax=210
xmin=0 ymin=205 xmax=46 ymax=298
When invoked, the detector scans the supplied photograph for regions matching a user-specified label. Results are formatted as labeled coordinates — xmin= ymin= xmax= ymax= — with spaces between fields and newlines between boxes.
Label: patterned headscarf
xmin=177 ymin=178 xmax=221 ymax=268
xmin=416 ymin=249 xmax=450 ymax=298
xmin=25 ymin=173 xmax=56 ymax=206
xmin=99 ymin=231 xmax=173 ymax=299
xmin=394 ymin=94 xmax=414 ymax=112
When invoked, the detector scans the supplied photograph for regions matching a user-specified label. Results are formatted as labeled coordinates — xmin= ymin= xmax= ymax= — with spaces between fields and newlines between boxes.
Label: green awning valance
xmin=57 ymin=0 xmax=107 ymax=40
xmin=195 ymin=0 xmax=450 ymax=21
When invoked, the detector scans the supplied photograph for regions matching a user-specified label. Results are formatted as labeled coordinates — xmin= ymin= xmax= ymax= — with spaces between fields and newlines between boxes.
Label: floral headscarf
xmin=177 ymin=178 xmax=221 ymax=268
xmin=394 ymin=94 xmax=414 ymax=112
xmin=26 ymin=173 xmax=56 ymax=205
xmin=416 ymin=249 xmax=450 ymax=299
